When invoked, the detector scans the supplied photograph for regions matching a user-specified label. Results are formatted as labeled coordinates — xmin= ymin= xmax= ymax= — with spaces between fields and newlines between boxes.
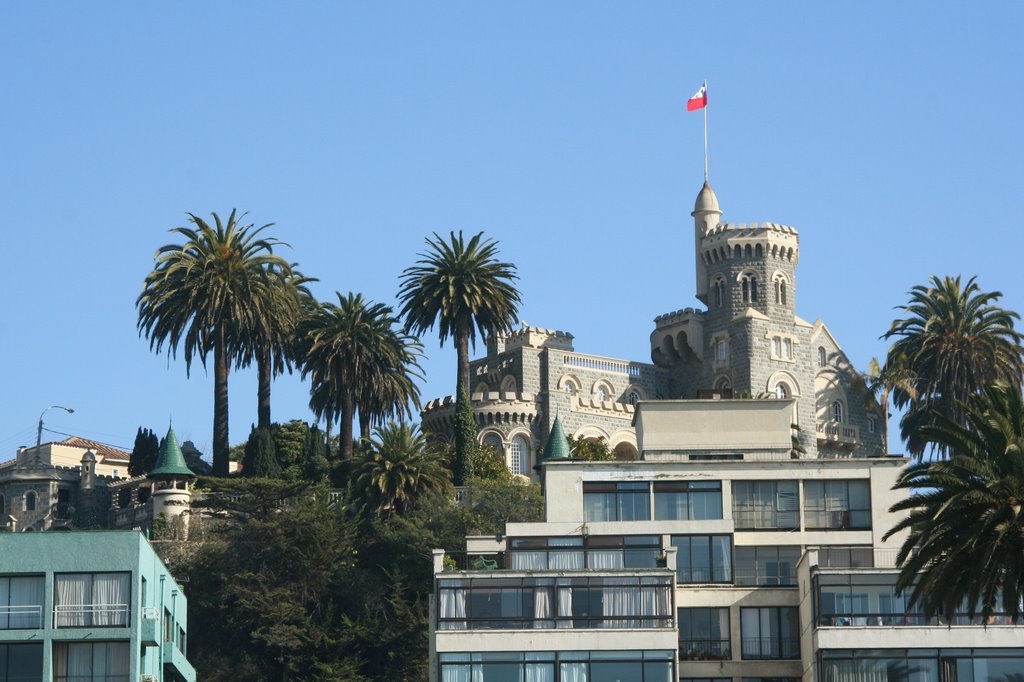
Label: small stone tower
xmin=148 ymin=426 xmax=196 ymax=536
xmin=79 ymin=449 xmax=97 ymax=491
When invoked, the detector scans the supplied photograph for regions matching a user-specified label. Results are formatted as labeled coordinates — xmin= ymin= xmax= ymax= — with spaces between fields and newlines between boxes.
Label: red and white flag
xmin=687 ymin=83 xmax=707 ymax=111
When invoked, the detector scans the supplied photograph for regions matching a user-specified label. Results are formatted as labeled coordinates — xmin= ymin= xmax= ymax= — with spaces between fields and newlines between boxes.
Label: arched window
xmin=500 ymin=376 xmax=518 ymax=395
xmin=818 ymin=346 xmax=827 ymax=367
xmin=750 ymin=276 xmax=758 ymax=301
xmin=713 ymin=278 xmax=725 ymax=308
xmin=596 ymin=386 xmax=609 ymax=402
xmin=780 ymin=281 xmax=787 ymax=305
xmin=628 ymin=391 xmax=641 ymax=406
xmin=742 ymin=278 xmax=749 ymax=302
xmin=775 ymin=383 xmax=790 ymax=399
xmin=564 ymin=382 xmax=577 ymax=395
xmin=832 ymin=401 xmax=844 ymax=423
xmin=509 ymin=436 xmax=529 ymax=476
xmin=773 ymin=276 xmax=788 ymax=305
xmin=482 ymin=433 xmax=503 ymax=454
xmin=715 ymin=376 xmax=731 ymax=391
xmin=716 ymin=338 xmax=729 ymax=362
xmin=24 ymin=492 xmax=37 ymax=512
xmin=867 ymin=417 xmax=876 ymax=434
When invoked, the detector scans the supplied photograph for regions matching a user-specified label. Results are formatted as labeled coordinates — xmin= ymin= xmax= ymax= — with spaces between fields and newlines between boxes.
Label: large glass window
xmin=509 ymin=536 xmax=661 ymax=571
xmin=804 ymin=480 xmax=871 ymax=530
xmin=584 ymin=482 xmax=650 ymax=521
xmin=0 ymin=642 xmax=43 ymax=682
xmin=0 ymin=576 xmax=44 ymax=629
xmin=54 ymin=573 xmax=131 ymax=628
xmin=732 ymin=481 xmax=799 ymax=530
xmin=672 ymin=535 xmax=732 ymax=584
xmin=439 ymin=650 xmax=674 ymax=682
xmin=654 ymin=481 xmax=722 ymax=520
xmin=53 ymin=642 xmax=129 ymax=682
xmin=819 ymin=654 xmax=938 ymax=682
xmin=678 ymin=607 xmax=730 ymax=660
xmin=735 ymin=547 xmax=799 ymax=586
xmin=740 ymin=607 xmax=799 ymax=660
xmin=437 ymin=576 xmax=672 ymax=631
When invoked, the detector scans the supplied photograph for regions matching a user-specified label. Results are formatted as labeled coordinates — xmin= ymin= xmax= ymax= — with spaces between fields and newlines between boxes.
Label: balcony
xmin=141 ymin=606 xmax=160 ymax=646
xmin=0 ymin=604 xmax=43 ymax=629
xmin=679 ymin=639 xmax=731 ymax=661
xmin=816 ymin=420 xmax=859 ymax=448
xmin=53 ymin=603 xmax=130 ymax=628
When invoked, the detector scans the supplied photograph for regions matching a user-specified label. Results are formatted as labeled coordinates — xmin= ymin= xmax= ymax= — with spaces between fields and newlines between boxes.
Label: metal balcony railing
xmin=53 ymin=603 xmax=130 ymax=628
xmin=0 ymin=605 xmax=42 ymax=629
xmin=679 ymin=639 xmax=731 ymax=660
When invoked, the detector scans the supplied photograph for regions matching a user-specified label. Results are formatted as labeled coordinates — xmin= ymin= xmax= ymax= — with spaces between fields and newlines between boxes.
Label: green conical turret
xmin=148 ymin=426 xmax=196 ymax=479
xmin=538 ymin=415 xmax=571 ymax=467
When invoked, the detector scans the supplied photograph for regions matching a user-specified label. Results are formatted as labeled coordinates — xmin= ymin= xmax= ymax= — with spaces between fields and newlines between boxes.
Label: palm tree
xmin=397 ymin=231 xmax=521 ymax=480
xmin=883 ymin=384 xmax=1024 ymax=623
xmin=137 ymin=210 xmax=293 ymax=476
xmin=244 ymin=268 xmax=315 ymax=429
xmin=296 ymin=292 xmax=421 ymax=460
xmin=884 ymin=275 xmax=1024 ymax=458
xmin=355 ymin=421 xmax=451 ymax=516
xmin=865 ymin=355 xmax=918 ymax=455
xmin=356 ymin=351 xmax=423 ymax=441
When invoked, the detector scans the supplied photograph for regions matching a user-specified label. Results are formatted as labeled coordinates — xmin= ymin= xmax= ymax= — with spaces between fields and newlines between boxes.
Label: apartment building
xmin=428 ymin=399 xmax=1024 ymax=682
xmin=0 ymin=530 xmax=195 ymax=682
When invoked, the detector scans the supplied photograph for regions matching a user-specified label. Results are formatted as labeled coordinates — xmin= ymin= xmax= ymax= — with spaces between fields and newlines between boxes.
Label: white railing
xmin=816 ymin=420 xmax=859 ymax=445
xmin=0 ymin=604 xmax=43 ymax=629
xmin=54 ymin=603 xmax=130 ymax=628
xmin=564 ymin=353 xmax=643 ymax=377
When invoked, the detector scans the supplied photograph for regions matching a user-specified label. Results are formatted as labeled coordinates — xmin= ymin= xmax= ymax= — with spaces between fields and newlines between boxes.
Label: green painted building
xmin=0 ymin=530 xmax=195 ymax=682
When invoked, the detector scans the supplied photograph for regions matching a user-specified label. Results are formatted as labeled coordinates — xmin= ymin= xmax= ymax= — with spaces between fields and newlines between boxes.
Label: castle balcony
xmin=815 ymin=420 xmax=859 ymax=449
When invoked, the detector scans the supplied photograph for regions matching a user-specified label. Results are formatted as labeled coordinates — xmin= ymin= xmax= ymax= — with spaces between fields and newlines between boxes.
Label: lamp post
xmin=35 ymin=405 xmax=74 ymax=465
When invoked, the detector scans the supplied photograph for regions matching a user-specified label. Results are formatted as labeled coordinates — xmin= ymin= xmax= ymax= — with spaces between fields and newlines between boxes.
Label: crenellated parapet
xmin=500 ymin=325 xmax=574 ymax=352
xmin=700 ymin=222 xmax=800 ymax=267
xmin=421 ymin=392 xmax=540 ymax=435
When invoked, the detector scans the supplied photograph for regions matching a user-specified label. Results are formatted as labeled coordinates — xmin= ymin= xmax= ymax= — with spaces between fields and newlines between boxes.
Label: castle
xmin=422 ymin=181 xmax=884 ymax=470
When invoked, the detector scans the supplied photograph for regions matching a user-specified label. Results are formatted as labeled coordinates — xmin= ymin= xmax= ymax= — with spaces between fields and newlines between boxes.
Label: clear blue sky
xmin=1 ymin=2 xmax=1021 ymax=459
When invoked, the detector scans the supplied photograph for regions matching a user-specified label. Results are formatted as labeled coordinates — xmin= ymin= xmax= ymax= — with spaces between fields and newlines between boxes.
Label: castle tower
xmin=79 ymin=449 xmax=96 ymax=491
xmin=692 ymin=181 xmax=723 ymax=305
xmin=147 ymin=426 xmax=196 ymax=536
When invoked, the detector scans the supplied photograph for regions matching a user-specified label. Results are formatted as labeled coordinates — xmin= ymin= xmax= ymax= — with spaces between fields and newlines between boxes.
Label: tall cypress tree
xmin=243 ymin=426 xmax=281 ymax=479
xmin=129 ymin=427 xmax=160 ymax=476
xmin=453 ymin=387 xmax=477 ymax=485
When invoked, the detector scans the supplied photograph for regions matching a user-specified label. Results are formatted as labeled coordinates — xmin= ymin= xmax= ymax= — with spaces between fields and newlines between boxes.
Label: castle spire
xmin=692 ymin=181 xmax=723 ymax=303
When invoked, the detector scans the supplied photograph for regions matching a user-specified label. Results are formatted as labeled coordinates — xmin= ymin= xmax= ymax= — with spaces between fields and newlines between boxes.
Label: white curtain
xmin=560 ymin=662 xmax=588 ymax=682
xmin=525 ymin=663 xmax=554 ymax=682
xmin=587 ymin=551 xmax=622 ymax=569
xmin=602 ymin=585 xmax=640 ymax=627
xmin=9 ymin=576 xmax=44 ymax=629
xmin=439 ymin=589 xmax=466 ymax=629
xmin=557 ymin=588 xmax=572 ymax=628
xmin=441 ymin=666 xmax=471 ymax=682
xmin=824 ymin=660 xmax=890 ymax=682
xmin=511 ymin=552 xmax=547 ymax=570
xmin=101 ymin=642 xmax=129 ymax=678
xmin=548 ymin=550 xmax=583 ymax=570
xmin=533 ymin=587 xmax=553 ymax=628
xmin=55 ymin=574 xmax=90 ymax=627
xmin=641 ymin=585 xmax=670 ymax=627
xmin=93 ymin=573 xmax=130 ymax=626
xmin=54 ymin=642 xmax=94 ymax=681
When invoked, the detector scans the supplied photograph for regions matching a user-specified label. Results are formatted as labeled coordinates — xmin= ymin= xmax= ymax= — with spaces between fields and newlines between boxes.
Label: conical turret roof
xmin=541 ymin=416 xmax=571 ymax=463
xmin=148 ymin=426 xmax=196 ymax=479
xmin=693 ymin=180 xmax=721 ymax=213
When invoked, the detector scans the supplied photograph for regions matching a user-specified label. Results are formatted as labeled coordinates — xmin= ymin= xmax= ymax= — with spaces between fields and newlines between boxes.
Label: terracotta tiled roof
xmin=56 ymin=436 xmax=131 ymax=463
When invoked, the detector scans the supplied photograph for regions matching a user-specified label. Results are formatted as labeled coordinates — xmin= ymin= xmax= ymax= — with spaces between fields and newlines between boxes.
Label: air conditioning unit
xmin=141 ymin=676 xmax=159 ymax=682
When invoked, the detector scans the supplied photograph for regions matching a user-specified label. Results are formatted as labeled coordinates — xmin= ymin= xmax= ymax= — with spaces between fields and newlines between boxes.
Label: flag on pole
xmin=687 ymin=83 xmax=707 ymax=111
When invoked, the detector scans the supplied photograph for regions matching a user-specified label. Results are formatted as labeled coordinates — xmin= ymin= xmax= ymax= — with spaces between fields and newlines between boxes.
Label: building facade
xmin=422 ymin=182 xmax=884 ymax=476
xmin=0 ymin=530 xmax=196 ymax=682
xmin=428 ymin=399 xmax=1024 ymax=682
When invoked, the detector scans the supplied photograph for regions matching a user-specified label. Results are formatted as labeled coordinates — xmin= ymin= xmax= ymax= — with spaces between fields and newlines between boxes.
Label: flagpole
xmin=703 ymin=80 xmax=708 ymax=182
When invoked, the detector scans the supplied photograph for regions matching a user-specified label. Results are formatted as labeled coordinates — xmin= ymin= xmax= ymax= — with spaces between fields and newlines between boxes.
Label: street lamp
xmin=35 ymin=405 xmax=74 ymax=465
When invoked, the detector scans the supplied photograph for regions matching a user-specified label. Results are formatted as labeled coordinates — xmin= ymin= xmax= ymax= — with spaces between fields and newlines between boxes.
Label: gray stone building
xmin=421 ymin=182 xmax=885 ymax=474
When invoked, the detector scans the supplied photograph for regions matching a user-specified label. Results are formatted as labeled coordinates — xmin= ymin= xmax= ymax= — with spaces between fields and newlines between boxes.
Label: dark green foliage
xmin=271 ymin=419 xmax=308 ymax=469
xmin=243 ymin=426 xmax=281 ymax=479
xmin=453 ymin=388 xmax=476 ymax=485
xmin=566 ymin=434 xmax=614 ymax=461
xmin=182 ymin=483 xmax=369 ymax=681
xmin=884 ymin=275 xmax=1024 ymax=459
xmin=301 ymin=424 xmax=331 ymax=482
xmin=883 ymin=384 xmax=1024 ymax=623
xmin=471 ymin=443 xmax=511 ymax=482
xmin=464 ymin=476 xmax=544 ymax=536
xmin=129 ymin=427 xmax=160 ymax=476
